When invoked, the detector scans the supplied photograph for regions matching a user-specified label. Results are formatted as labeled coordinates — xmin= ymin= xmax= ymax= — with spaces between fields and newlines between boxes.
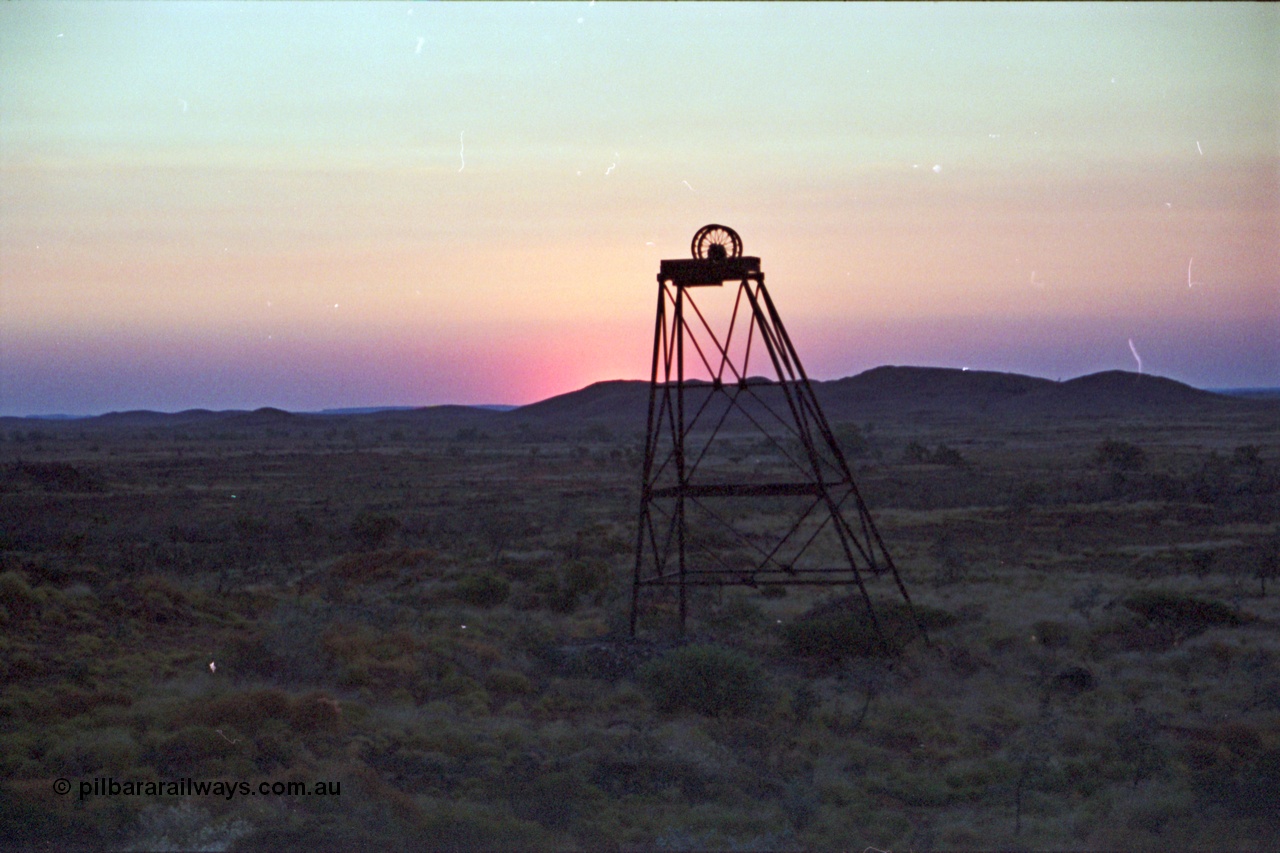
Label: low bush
xmin=562 ymin=560 xmax=609 ymax=600
xmin=783 ymin=598 xmax=953 ymax=659
xmin=148 ymin=726 xmax=240 ymax=776
xmin=186 ymin=688 xmax=292 ymax=730
xmin=455 ymin=573 xmax=511 ymax=607
xmin=1031 ymin=619 xmax=1074 ymax=649
xmin=289 ymin=692 xmax=344 ymax=733
xmin=1122 ymin=591 xmax=1246 ymax=635
xmin=930 ymin=444 xmax=966 ymax=468
xmin=483 ymin=669 xmax=533 ymax=696
xmin=349 ymin=511 xmax=401 ymax=550
xmin=638 ymin=644 xmax=766 ymax=717
xmin=0 ymin=571 xmax=42 ymax=622
xmin=1093 ymin=439 xmax=1147 ymax=472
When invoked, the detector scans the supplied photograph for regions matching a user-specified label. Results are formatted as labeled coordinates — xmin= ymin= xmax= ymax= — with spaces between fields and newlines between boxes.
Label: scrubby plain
xmin=1 ymin=396 xmax=1278 ymax=850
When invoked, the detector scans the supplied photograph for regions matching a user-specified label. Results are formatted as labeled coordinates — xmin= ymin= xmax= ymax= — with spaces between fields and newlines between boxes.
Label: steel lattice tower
xmin=630 ymin=225 xmax=924 ymax=644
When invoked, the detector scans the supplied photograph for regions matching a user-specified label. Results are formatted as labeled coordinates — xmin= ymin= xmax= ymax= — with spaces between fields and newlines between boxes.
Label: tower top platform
xmin=658 ymin=256 xmax=762 ymax=287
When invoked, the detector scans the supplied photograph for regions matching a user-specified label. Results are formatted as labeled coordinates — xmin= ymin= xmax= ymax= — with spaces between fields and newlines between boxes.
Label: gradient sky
xmin=2 ymin=2 xmax=1277 ymax=415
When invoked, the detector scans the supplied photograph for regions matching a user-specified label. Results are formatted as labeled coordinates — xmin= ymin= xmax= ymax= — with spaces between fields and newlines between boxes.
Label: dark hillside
xmin=498 ymin=367 xmax=1274 ymax=433
xmin=4 ymin=368 xmax=1273 ymax=438
xmin=510 ymin=380 xmax=650 ymax=431
xmin=816 ymin=366 xmax=1057 ymax=420
xmin=997 ymin=370 xmax=1255 ymax=418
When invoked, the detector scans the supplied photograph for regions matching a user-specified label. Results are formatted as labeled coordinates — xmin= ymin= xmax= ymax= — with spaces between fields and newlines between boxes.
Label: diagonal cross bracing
xmin=632 ymin=228 xmax=925 ymax=649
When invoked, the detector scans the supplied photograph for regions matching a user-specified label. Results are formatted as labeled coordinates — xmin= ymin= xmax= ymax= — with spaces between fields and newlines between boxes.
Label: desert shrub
xmin=110 ymin=576 xmax=192 ymax=626
xmin=349 ymin=511 xmax=401 ymax=549
xmin=0 ymin=731 xmax=39 ymax=776
xmin=0 ymin=649 xmax=48 ymax=684
xmin=562 ymin=560 xmax=609 ymax=599
xmin=326 ymin=549 xmax=432 ymax=586
xmin=638 ymin=644 xmax=765 ymax=717
xmin=1106 ymin=708 xmax=1170 ymax=788
xmin=322 ymin=626 xmax=430 ymax=695
xmin=259 ymin=597 xmax=330 ymax=683
xmin=0 ymin=571 xmax=41 ymax=622
xmin=528 ymin=569 xmax=579 ymax=613
xmin=51 ymin=687 xmax=132 ymax=721
xmin=1249 ymin=535 xmax=1280 ymax=596
xmin=833 ymin=423 xmax=869 ymax=458
xmin=455 ymin=573 xmax=510 ymax=607
xmin=783 ymin=599 xmax=953 ymax=659
xmin=483 ymin=668 xmax=533 ymax=696
xmin=0 ymin=784 xmax=89 ymax=851
xmin=1093 ymin=439 xmax=1146 ymax=472
xmin=289 ymin=692 xmax=344 ymax=733
xmin=1049 ymin=665 xmax=1096 ymax=696
xmin=1121 ymin=591 xmax=1245 ymax=635
xmin=1231 ymin=444 xmax=1263 ymax=469
xmin=148 ymin=726 xmax=239 ymax=776
xmin=1031 ymin=619 xmax=1074 ymax=649
xmin=901 ymin=441 xmax=965 ymax=467
xmin=930 ymin=443 xmax=966 ymax=467
xmin=1181 ymin=722 xmax=1280 ymax=819
xmin=902 ymin=441 xmax=930 ymax=463
xmin=252 ymin=729 xmax=297 ymax=773
xmin=10 ymin=461 xmax=101 ymax=492
xmin=46 ymin=727 xmax=140 ymax=776
xmin=187 ymin=688 xmax=292 ymax=730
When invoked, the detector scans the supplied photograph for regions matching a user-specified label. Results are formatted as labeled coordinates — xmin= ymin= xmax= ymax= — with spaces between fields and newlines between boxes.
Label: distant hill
xmin=815 ymin=366 xmax=1057 ymax=421
xmin=510 ymin=380 xmax=650 ymax=426
xmin=503 ymin=367 xmax=1272 ymax=433
xmin=3 ymin=367 xmax=1272 ymax=436
xmin=996 ymin=370 xmax=1239 ymax=418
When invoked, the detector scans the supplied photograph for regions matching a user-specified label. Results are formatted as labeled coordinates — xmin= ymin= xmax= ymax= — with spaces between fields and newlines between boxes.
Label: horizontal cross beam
xmin=649 ymin=482 xmax=836 ymax=498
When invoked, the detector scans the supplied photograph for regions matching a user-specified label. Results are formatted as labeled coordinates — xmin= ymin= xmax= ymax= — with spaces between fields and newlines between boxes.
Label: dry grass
xmin=0 ymin=407 xmax=1277 ymax=849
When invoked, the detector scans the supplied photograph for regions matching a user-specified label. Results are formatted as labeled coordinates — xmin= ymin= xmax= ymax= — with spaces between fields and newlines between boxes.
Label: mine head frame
xmin=631 ymin=224 xmax=923 ymax=647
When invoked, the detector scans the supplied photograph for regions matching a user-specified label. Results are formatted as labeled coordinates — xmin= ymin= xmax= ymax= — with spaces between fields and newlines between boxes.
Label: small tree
xmin=1252 ymin=536 xmax=1280 ymax=597
xmin=929 ymin=443 xmax=966 ymax=468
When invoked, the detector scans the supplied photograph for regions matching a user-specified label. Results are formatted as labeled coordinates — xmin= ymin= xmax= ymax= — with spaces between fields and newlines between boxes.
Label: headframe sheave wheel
xmin=691 ymin=224 xmax=743 ymax=260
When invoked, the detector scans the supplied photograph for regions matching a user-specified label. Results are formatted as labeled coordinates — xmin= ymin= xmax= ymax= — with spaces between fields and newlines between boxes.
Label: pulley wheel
xmin=691 ymin=224 xmax=742 ymax=260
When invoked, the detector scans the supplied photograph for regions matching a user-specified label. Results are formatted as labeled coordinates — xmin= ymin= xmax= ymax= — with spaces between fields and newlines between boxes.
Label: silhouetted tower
xmin=631 ymin=225 xmax=923 ymax=645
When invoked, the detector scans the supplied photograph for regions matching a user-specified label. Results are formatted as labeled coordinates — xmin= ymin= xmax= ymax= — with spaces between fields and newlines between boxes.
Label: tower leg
xmin=675 ymin=283 xmax=687 ymax=637
xmin=632 ymin=279 xmax=667 ymax=637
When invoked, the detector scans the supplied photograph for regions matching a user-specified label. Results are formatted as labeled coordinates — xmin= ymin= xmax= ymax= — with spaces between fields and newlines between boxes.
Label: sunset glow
xmin=2 ymin=2 xmax=1276 ymax=415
